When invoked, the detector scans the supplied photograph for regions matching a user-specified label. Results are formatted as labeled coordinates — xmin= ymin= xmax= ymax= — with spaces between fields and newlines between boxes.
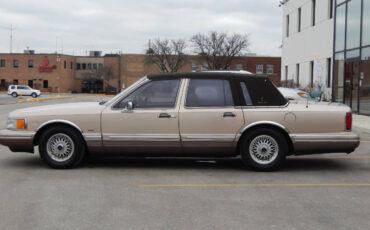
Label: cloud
xmin=0 ymin=0 xmax=282 ymax=56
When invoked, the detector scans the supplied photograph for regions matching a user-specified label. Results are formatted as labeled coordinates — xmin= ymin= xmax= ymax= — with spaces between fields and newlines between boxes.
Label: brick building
xmin=0 ymin=51 xmax=281 ymax=93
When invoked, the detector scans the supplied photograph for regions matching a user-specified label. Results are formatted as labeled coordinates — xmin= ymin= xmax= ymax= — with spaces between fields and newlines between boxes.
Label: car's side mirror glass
xmin=121 ymin=101 xmax=134 ymax=113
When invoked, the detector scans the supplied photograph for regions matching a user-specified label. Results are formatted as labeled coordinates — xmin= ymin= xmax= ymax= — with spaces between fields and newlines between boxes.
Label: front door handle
xmin=223 ymin=112 xmax=236 ymax=118
xmin=158 ymin=113 xmax=176 ymax=118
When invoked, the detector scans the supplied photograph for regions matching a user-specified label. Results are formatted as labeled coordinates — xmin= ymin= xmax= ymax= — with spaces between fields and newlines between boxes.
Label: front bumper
xmin=0 ymin=129 xmax=35 ymax=153
xmin=290 ymin=132 xmax=360 ymax=155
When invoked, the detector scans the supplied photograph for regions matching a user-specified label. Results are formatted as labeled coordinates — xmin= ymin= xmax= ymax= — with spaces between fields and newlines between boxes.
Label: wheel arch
xmin=33 ymin=120 xmax=85 ymax=146
xmin=237 ymin=122 xmax=294 ymax=155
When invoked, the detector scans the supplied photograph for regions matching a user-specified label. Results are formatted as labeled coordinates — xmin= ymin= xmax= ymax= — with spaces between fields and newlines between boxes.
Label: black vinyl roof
xmin=147 ymin=72 xmax=268 ymax=81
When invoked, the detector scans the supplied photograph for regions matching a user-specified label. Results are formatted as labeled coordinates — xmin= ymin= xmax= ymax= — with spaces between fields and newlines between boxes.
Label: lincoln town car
xmin=0 ymin=72 xmax=360 ymax=170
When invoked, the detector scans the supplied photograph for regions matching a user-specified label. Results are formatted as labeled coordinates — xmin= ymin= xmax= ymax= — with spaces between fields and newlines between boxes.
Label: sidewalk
xmin=353 ymin=114 xmax=370 ymax=133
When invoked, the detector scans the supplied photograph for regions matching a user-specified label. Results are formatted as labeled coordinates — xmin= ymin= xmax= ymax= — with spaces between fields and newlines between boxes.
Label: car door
xmin=179 ymin=78 xmax=245 ymax=154
xmin=23 ymin=86 xmax=32 ymax=95
xmin=101 ymin=78 xmax=184 ymax=154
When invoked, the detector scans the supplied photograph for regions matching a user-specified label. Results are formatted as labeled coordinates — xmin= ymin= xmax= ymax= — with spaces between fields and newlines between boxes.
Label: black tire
xmin=38 ymin=125 xmax=85 ymax=169
xmin=240 ymin=128 xmax=288 ymax=171
xmin=31 ymin=93 xmax=37 ymax=98
xmin=12 ymin=92 xmax=18 ymax=97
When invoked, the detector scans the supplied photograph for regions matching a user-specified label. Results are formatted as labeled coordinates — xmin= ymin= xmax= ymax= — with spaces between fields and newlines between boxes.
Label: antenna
xmin=9 ymin=24 xmax=15 ymax=53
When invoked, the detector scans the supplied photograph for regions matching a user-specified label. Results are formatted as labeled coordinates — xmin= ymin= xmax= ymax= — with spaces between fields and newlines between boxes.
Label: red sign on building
xmin=39 ymin=58 xmax=53 ymax=72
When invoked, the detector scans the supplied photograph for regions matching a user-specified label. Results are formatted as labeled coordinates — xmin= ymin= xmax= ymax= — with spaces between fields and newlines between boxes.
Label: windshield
xmin=102 ymin=77 xmax=147 ymax=106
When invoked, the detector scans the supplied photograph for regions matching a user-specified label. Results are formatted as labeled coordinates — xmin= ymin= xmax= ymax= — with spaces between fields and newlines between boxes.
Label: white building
xmin=281 ymin=0 xmax=334 ymax=98
xmin=281 ymin=0 xmax=370 ymax=116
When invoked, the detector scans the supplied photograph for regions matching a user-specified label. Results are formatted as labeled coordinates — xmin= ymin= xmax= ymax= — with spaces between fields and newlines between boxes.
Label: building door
xmin=344 ymin=60 xmax=360 ymax=113
xmin=28 ymin=80 xmax=33 ymax=88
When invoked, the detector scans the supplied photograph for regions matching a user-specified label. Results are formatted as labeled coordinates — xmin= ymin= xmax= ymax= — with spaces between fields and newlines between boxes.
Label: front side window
xmin=186 ymin=79 xmax=234 ymax=107
xmin=115 ymin=79 xmax=181 ymax=109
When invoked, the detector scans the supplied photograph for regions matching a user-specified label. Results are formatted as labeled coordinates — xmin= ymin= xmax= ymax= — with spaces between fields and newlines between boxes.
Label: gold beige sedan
xmin=0 ymin=72 xmax=360 ymax=170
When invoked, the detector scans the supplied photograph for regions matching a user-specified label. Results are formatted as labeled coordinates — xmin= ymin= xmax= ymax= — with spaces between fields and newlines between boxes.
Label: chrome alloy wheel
xmin=46 ymin=133 xmax=75 ymax=162
xmin=249 ymin=135 xmax=279 ymax=165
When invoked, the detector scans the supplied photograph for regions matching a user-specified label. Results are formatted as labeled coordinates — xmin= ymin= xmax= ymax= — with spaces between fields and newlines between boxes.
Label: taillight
xmin=345 ymin=112 xmax=352 ymax=131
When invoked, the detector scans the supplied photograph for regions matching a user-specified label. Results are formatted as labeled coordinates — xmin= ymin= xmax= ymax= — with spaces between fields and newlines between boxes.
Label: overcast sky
xmin=0 ymin=0 xmax=282 ymax=56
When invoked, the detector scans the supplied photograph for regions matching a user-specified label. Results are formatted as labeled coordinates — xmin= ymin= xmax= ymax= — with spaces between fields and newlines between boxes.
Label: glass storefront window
xmin=333 ymin=52 xmax=345 ymax=102
xmin=360 ymin=47 xmax=370 ymax=115
xmin=363 ymin=0 xmax=370 ymax=46
xmin=335 ymin=4 xmax=346 ymax=51
xmin=346 ymin=0 xmax=361 ymax=50
xmin=346 ymin=49 xmax=360 ymax=59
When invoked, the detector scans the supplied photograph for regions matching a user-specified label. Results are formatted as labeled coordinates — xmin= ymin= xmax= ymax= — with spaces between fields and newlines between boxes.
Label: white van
xmin=7 ymin=85 xmax=41 ymax=98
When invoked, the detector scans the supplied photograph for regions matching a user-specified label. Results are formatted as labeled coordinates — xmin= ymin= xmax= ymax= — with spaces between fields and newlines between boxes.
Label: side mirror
xmin=121 ymin=101 xmax=134 ymax=113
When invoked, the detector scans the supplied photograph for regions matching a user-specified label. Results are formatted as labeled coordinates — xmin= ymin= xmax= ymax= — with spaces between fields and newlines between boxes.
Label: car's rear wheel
xmin=31 ymin=93 xmax=37 ymax=98
xmin=38 ymin=125 xmax=85 ymax=169
xmin=11 ymin=92 xmax=17 ymax=97
xmin=240 ymin=128 xmax=288 ymax=171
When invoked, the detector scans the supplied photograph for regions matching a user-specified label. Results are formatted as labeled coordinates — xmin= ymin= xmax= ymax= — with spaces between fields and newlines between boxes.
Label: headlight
xmin=7 ymin=117 xmax=26 ymax=129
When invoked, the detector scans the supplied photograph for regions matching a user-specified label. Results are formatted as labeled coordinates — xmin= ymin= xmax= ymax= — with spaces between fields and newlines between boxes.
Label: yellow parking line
xmin=139 ymin=183 xmax=370 ymax=188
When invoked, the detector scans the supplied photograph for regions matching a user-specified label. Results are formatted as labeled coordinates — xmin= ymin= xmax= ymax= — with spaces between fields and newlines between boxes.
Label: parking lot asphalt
xmin=0 ymin=95 xmax=369 ymax=230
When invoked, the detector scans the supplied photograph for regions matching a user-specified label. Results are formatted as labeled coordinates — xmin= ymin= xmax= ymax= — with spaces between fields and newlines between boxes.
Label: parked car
xmin=7 ymin=85 xmax=41 ymax=98
xmin=0 ymin=72 xmax=360 ymax=170
xmin=278 ymin=87 xmax=310 ymax=101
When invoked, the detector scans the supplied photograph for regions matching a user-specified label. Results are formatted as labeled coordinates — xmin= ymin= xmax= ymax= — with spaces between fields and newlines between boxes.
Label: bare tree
xmin=190 ymin=31 xmax=250 ymax=70
xmin=145 ymin=38 xmax=187 ymax=72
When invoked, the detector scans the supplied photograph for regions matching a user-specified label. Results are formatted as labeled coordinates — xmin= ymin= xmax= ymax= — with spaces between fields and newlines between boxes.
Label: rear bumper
xmin=0 ymin=129 xmax=35 ymax=153
xmin=290 ymin=132 xmax=360 ymax=155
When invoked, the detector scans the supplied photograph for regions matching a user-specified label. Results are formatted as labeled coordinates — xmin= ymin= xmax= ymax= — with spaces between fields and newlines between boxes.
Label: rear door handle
xmin=158 ymin=113 xmax=176 ymax=118
xmin=223 ymin=112 xmax=236 ymax=118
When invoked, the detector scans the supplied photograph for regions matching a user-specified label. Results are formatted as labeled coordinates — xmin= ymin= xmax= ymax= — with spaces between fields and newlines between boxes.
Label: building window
xmin=286 ymin=15 xmax=289 ymax=37
xmin=76 ymin=63 xmax=81 ymax=70
xmin=256 ymin=64 xmax=263 ymax=74
xmin=310 ymin=61 xmax=314 ymax=88
xmin=202 ymin=63 xmax=209 ymax=70
xmin=298 ymin=8 xmax=301 ymax=32
xmin=13 ymin=60 xmax=19 ymax=68
xmin=346 ymin=0 xmax=361 ymax=50
xmin=82 ymin=63 xmax=86 ymax=70
xmin=98 ymin=63 xmax=103 ymax=69
xmin=43 ymin=80 xmax=48 ymax=89
xmin=191 ymin=63 xmax=199 ymax=71
xmin=28 ymin=60 xmax=33 ymax=68
xmin=335 ymin=4 xmax=346 ymax=51
xmin=235 ymin=64 xmax=243 ymax=70
xmin=312 ymin=0 xmax=316 ymax=26
xmin=285 ymin=66 xmax=288 ymax=86
xmin=93 ymin=63 xmax=97 ymax=70
xmin=296 ymin=64 xmax=300 ymax=87
xmin=70 ymin=61 xmax=73 ymax=69
xmin=363 ymin=0 xmax=370 ymax=46
xmin=327 ymin=58 xmax=331 ymax=87
xmin=266 ymin=65 xmax=274 ymax=74
xmin=14 ymin=79 xmax=18 ymax=85
xmin=329 ymin=0 xmax=334 ymax=19
xmin=0 ymin=59 xmax=5 ymax=68
xmin=87 ymin=63 xmax=91 ymax=70
xmin=63 ymin=60 xmax=66 ymax=69
xmin=28 ymin=80 xmax=33 ymax=88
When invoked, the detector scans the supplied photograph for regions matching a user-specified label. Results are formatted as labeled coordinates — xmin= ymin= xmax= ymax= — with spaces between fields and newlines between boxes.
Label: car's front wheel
xmin=240 ymin=128 xmax=288 ymax=171
xmin=31 ymin=93 xmax=37 ymax=98
xmin=38 ymin=125 xmax=85 ymax=169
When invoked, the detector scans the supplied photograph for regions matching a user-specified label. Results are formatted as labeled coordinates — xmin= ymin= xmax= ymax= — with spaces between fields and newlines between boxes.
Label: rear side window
xmin=240 ymin=82 xmax=253 ymax=106
xmin=241 ymin=78 xmax=287 ymax=106
xmin=186 ymin=79 xmax=234 ymax=107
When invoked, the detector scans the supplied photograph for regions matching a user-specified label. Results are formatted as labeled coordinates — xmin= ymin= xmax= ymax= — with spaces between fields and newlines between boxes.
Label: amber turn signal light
xmin=16 ymin=119 xmax=26 ymax=129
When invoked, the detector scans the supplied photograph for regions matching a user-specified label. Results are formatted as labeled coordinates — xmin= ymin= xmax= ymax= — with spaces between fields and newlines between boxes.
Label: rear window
xmin=240 ymin=78 xmax=287 ymax=106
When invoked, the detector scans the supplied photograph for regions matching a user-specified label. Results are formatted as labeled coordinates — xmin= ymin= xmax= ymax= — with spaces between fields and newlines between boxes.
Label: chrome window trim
xmin=111 ymin=78 xmax=183 ymax=111
xmin=240 ymin=101 xmax=290 ymax=109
